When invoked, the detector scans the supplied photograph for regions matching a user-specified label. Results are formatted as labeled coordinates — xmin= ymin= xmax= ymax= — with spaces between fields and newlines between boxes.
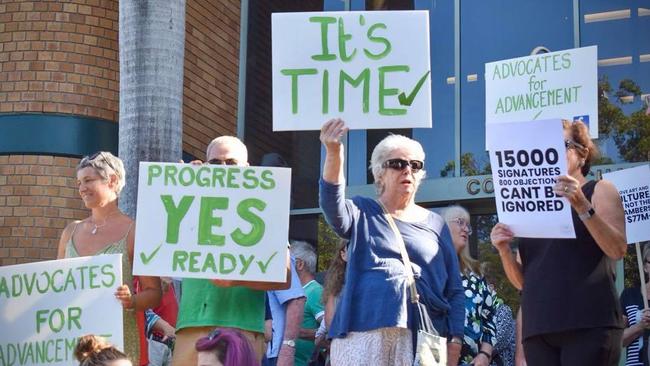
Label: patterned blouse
xmin=460 ymin=271 xmax=498 ymax=364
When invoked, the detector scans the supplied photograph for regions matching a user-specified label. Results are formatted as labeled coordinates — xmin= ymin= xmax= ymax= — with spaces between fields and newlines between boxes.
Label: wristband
xmin=578 ymin=206 xmax=595 ymax=221
xmin=447 ymin=337 xmax=462 ymax=345
xmin=478 ymin=350 xmax=492 ymax=361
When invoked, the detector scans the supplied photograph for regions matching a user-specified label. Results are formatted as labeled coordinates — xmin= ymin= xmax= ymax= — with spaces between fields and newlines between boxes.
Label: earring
xmin=579 ymin=160 xmax=585 ymax=167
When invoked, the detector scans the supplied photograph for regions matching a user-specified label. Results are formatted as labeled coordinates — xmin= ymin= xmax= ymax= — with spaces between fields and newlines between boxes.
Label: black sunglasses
xmin=208 ymin=158 xmax=239 ymax=166
xmin=382 ymin=158 xmax=424 ymax=172
xmin=564 ymin=139 xmax=585 ymax=151
xmin=89 ymin=152 xmax=117 ymax=173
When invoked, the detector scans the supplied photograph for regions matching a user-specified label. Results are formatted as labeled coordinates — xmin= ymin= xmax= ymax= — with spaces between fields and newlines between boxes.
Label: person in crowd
xmin=75 ymin=334 xmax=132 ymax=366
xmin=264 ymin=256 xmax=306 ymax=366
xmin=172 ymin=136 xmax=290 ymax=365
xmin=321 ymin=240 xmax=348 ymax=335
xmin=196 ymin=328 xmax=260 ymax=366
xmin=290 ymin=240 xmax=325 ymax=366
xmin=620 ymin=241 xmax=650 ymax=366
xmin=514 ymin=307 xmax=526 ymax=366
xmin=144 ymin=308 xmax=175 ymax=366
xmin=319 ymin=118 xmax=465 ymax=365
xmin=441 ymin=205 xmax=498 ymax=365
xmin=57 ymin=152 xmax=162 ymax=364
xmin=480 ymin=262 xmax=516 ymax=366
xmin=491 ymin=120 xmax=627 ymax=366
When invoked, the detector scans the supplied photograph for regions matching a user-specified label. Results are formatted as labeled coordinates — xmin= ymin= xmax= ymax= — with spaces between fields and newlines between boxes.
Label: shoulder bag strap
xmin=377 ymin=200 xmax=419 ymax=304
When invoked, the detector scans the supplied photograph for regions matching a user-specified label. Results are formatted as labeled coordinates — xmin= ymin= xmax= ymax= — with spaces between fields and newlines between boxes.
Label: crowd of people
xmin=54 ymin=118 xmax=637 ymax=366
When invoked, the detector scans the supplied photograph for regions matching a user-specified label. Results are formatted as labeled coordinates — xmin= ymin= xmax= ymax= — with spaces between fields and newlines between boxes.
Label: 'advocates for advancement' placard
xmin=133 ymin=163 xmax=291 ymax=282
xmin=487 ymin=119 xmax=575 ymax=238
xmin=0 ymin=255 xmax=124 ymax=366
xmin=485 ymin=46 xmax=598 ymax=144
xmin=272 ymin=11 xmax=432 ymax=131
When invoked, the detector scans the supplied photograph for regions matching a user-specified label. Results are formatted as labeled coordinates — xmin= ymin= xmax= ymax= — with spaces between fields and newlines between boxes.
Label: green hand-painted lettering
xmin=378 ymin=65 xmax=409 ymax=116
xmin=220 ymin=253 xmax=237 ymax=274
xmin=398 ymin=70 xmax=430 ymax=106
xmin=147 ymin=164 xmax=162 ymax=185
xmin=256 ymin=251 xmax=278 ymax=274
xmin=189 ymin=251 xmax=201 ymax=273
xmin=322 ymin=69 xmax=329 ymax=114
xmin=198 ymin=197 xmax=229 ymax=246
xmin=231 ymin=198 xmax=266 ymax=247
xmin=172 ymin=250 xmax=188 ymax=271
xmin=338 ymin=17 xmax=356 ymax=62
xmin=239 ymin=254 xmax=254 ymax=275
xmin=281 ymin=68 xmax=318 ymax=114
xmin=140 ymin=242 xmax=163 ymax=265
xmin=202 ymin=253 xmax=218 ymax=273
xmin=364 ymin=23 xmax=391 ymax=60
xmin=310 ymin=16 xmax=337 ymax=61
xmin=161 ymin=195 xmax=194 ymax=244
xmin=339 ymin=68 xmax=370 ymax=113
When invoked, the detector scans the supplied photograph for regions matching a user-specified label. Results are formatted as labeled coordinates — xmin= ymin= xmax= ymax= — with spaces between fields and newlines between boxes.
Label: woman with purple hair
xmin=195 ymin=328 xmax=260 ymax=366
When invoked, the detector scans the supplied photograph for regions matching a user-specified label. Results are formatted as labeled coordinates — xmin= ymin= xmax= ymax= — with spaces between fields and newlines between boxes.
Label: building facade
xmin=1 ymin=0 xmax=649 ymax=273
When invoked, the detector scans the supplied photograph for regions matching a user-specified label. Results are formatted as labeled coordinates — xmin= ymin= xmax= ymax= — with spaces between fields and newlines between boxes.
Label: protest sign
xmin=603 ymin=164 xmax=650 ymax=244
xmin=487 ymin=119 xmax=575 ymax=238
xmin=485 ymin=46 xmax=598 ymax=145
xmin=133 ymin=163 xmax=291 ymax=282
xmin=0 ymin=255 xmax=123 ymax=366
xmin=272 ymin=11 xmax=431 ymax=131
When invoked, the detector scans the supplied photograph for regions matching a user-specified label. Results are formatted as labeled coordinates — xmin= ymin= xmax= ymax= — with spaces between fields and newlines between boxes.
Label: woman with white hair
xmin=441 ymin=206 xmax=499 ymax=366
xmin=57 ymin=151 xmax=161 ymax=364
xmin=319 ymin=119 xmax=465 ymax=366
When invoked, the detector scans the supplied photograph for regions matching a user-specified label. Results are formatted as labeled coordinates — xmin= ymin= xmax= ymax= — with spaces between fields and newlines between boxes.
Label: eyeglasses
xmin=451 ymin=217 xmax=472 ymax=235
xmin=88 ymin=151 xmax=118 ymax=174
xmin=564 ymin=139 xmax=585 ymax=151
xmin=382 ymin=158 xmax=424 ymax=172
xmin=208 ymin=158 xmax=239 ymax=165
xmin=207 ymin=328 xmax=221 ymax=341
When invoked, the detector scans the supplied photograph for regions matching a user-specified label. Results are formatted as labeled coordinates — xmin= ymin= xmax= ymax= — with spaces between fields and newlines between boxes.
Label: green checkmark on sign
xmin=398 ymin=70 xmax=431 ymax=106
xmin=140 ymin=243 xmax=163 ymax=265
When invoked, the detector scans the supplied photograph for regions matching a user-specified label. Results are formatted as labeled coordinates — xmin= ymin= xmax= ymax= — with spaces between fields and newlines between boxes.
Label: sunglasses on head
xmin=88 ymin=151 xmax=117 ymax=173
xmin=564 ymin=139 xmax=585 ymax=151
xmin=382 ymin=158 xmax=424 ymax=172
xmin=208 ymin=158 xmax=239 ymax=166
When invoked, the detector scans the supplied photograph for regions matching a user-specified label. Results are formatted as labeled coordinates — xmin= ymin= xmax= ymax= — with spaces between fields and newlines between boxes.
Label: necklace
xmin=89 ymin=211 xmax=120 ymax=235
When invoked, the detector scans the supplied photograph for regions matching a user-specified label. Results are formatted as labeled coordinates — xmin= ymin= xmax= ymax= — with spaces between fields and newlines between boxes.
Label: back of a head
xmin=75 ymin=335 xmax=130 ymax=366
xmin=195 ymin=329 xmax=258 ymax=366
xmin=290 ymin=240 xmax=317 ymax=274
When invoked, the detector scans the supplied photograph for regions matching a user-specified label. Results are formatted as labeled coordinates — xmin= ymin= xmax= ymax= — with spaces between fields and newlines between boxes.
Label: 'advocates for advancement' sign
xmin=485 ymin=46 xmax=598 ymax=142
xmin=0 ymin=255 xmax=124 ymax=366
xmin=272 ymin=11 xmax=432 ymax=131
xmin=133 ymin=163 xmax=291 ymax=282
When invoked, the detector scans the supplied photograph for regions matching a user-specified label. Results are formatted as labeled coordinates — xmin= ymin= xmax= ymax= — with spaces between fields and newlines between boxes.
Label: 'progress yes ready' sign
xmin=133 ymin=163 xmax=291 ymax=282
xmin=272 ymin=11 xmax=432 ymax=131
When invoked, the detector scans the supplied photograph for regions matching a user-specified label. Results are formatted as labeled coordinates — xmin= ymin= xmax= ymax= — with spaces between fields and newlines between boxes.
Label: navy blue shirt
xmin=319 ymin=180 xmax=465 ymax=339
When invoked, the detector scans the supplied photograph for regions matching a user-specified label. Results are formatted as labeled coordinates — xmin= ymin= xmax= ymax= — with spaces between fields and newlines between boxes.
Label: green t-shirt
xmin=295 ymin=280 xmax=324 ymax=366
xmin=176 ymin=278 xmax=265 ymax=333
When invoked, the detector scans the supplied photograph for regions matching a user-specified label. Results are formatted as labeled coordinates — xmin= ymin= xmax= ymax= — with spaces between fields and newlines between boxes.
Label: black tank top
xmin=519 ymin=180 xmax=624 ymax=339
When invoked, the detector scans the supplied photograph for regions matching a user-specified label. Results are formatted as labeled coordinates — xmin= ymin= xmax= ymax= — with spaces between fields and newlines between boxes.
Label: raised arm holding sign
xmin=490 ymin=120 xmax=626 ymax=364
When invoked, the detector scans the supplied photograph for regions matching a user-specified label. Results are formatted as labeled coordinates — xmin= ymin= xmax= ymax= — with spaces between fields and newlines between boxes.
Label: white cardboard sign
xmin=0 ymin=255 xmax=124 ymax=366
xmin=485 ymin=46 xmax=598 ymax=145
xmin=487 ymin=119 xmax=576 ymax=238
xmin=133 ymin=163 xmax=291 ymax=282
xmin=272 ymin=11 xmax=432 ymax=131
xmin=603 ymin=165 xmax=650 ymax=244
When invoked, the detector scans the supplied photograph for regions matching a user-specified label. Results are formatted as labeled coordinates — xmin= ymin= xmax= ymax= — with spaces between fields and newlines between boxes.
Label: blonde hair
xmin=77 ymin=152 xmax=126 ymax=196
xmin=74 ymin=335 xmax=130 ymax=366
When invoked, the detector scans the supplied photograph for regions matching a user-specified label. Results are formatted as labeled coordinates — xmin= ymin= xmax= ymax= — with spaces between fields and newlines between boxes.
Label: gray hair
xmin=290 ymin=240 xmax=317 ymax=274
xmin=77 ymin=151 xmax=126 ymax=196
xmin=369 ymin=134 xmax=426 ymax=195
xmin=206 ymin=135 xmax=248 ymax=162
xmin=441 ymin=205 xmax=470 ymax=224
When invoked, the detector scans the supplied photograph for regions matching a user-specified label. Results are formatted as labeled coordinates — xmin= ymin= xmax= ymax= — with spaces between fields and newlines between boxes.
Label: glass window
xmin=459 ymin=0 xmax=574 ymax=176
xmin=244 ymin=1 xmax=325 ymax=209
